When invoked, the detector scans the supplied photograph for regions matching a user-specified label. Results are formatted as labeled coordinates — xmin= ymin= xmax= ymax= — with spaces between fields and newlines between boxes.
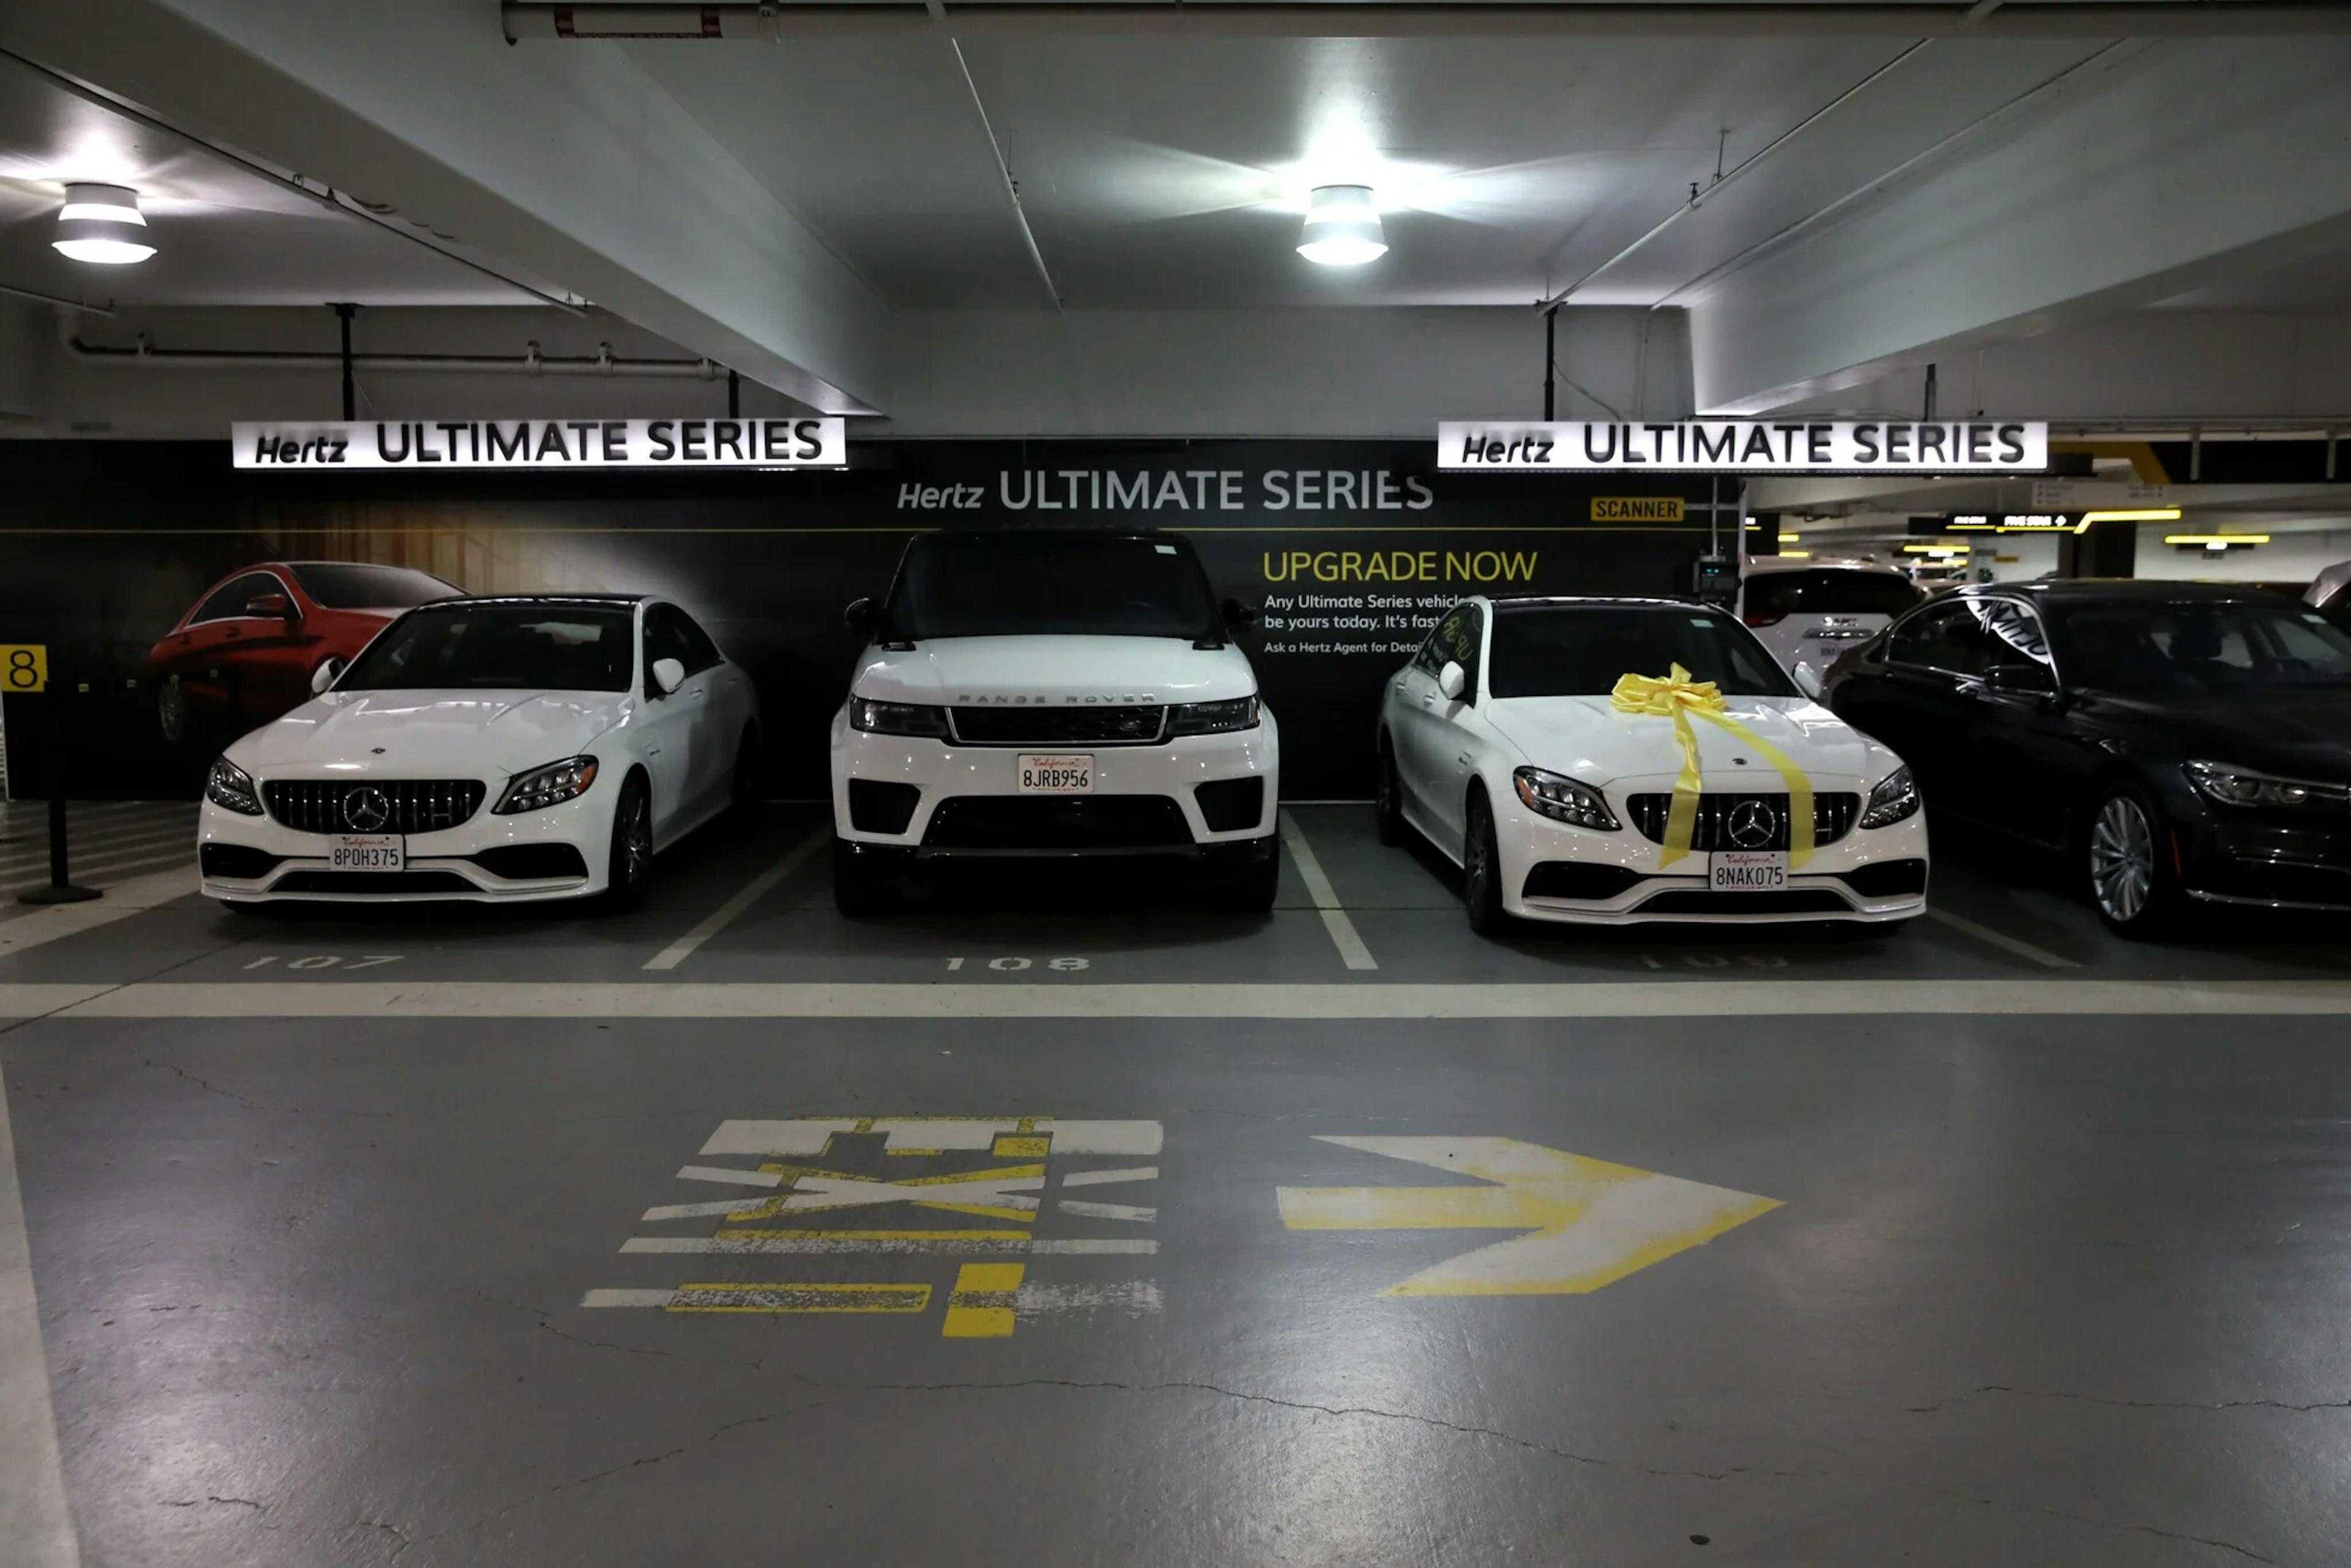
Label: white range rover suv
xmin=829 ymin=528 xmax=1279 ymax=913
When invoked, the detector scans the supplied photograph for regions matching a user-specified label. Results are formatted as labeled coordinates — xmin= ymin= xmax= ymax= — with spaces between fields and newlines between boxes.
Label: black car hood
xmin=2079 ymin=686 xmax=2351 ymax=778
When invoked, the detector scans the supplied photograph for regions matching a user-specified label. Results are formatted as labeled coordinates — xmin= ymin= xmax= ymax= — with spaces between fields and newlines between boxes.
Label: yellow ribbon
xmin=1609 ymin=664 xmax=1814 ymax=870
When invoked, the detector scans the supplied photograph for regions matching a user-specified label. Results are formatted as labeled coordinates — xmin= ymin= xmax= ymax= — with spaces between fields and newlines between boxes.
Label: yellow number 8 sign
xmin=0 ymin=645 xmax=48 ymax=692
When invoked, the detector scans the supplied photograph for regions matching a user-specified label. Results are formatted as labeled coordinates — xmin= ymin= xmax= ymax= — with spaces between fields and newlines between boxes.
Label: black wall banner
xmin=0 ymin=440 xmax=1719 ymax=801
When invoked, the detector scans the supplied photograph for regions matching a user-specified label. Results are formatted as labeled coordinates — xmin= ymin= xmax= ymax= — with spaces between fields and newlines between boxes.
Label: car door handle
xmin=1420 ymin=695 xmax=1435 ymax=707
xmin=1455 ymin=753 xmax=1473 ymax=767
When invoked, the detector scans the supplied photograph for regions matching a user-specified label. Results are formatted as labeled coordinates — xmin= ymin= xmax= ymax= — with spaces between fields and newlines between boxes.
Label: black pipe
xmin=334 ymin=302 xmax=357 ymax=419
xmin=1542 ymin=306 xmax=1557 ymax=421
xmin=21 ymin=666 xmax=97 ymax=906
xmin=728 ymin=367 xmax=740 ymax=418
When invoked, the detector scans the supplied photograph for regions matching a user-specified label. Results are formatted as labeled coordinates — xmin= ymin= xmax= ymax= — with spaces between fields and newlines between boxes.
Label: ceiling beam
xmin=506 ymin=2 xmax=2351 ymax=39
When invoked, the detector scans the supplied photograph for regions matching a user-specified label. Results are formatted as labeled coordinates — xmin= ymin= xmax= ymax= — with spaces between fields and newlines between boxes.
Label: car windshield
xmin=287 ymin=563 xmax=460 ymax=609
xmin=1488 ymin=606 xmax=1798 ymax=699
xmin=883 ymin=531 xmax=1220 ymax=640
xmin=338 ymin=604 xmax=634 ymax=691
xmin=1744 ymin=568 xmax=1923 ymax=618
xmin=2052 ymin=599 xmax=2351 ymax=692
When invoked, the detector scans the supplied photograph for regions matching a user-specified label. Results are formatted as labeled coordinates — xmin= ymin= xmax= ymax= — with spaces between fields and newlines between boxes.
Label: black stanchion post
xmin=21 ymin=667 xmax=99 ymax=906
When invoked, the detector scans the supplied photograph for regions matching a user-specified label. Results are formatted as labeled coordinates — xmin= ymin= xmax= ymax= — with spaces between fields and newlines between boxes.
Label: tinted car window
xmin=1889 ymin=602 xmax=2001 ymax=676
xmin=1745 ymin=569 xmax=1923 ymax=619
xmin=886 ymin=532 xmax=1218 ymax=640
xmin=1487 ymin=607 xmax=1796 ymax=699
xmin=672 ymin=607 xmax=724 ymax=673
xmin=340 ymin=604 xmax=634 ymax=691
xmin=1429 ymin=603 xmax=1483 ymax=694
xmin=643 ymin=603 xmax=696 ymax=689
xmin=193 ymin=571 xmax=287 ymax=623
xmin=2051 ymin=600 xmax=2351 ymax=692
xmin=287 ymin=563 xmax=459 ymax=610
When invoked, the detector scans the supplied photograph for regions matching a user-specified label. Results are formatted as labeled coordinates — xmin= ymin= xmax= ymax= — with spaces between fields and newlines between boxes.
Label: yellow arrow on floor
xmin=1277 ymin=1136 xmax=1779 ymax=1297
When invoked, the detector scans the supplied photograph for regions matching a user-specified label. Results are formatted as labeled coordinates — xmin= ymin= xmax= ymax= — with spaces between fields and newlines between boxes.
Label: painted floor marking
xmin=0 ymin=865 xmax=195 ymax=959
xmin=32 ymin=978 xmax=2351 ymax=1018
xmin=1278 ymin=808 xmax=1379 ymax=971
xmin=621 ymin=1235 xmax=1158 ymax=1256
xmin=0 ymin=1002 xmax=81 ymax=1566
xmin=1062 ymin=1166 xmax=1157 ymax=1187
xmin=1278 ymin=1136 xmax=1779 ymax=1297
xmin=641 ymin=825 xmax=829 ymax=971
xmin=583 ymin=1278 xmax=1164 ymax=1321
xmin=942 ymin=1262 xmax=1024 ymax=1337
xmin=675 ymin=1165 xmax=785 ymax=1188
xmin=1057 ymin=1199 xmax=1156 ymax=1222
xmin=702 ymin=1118 xmax=1163 ymax=1156
xmin=581 ymin=1283 xmax=932 ymax=1313
xmin=1925 ymin=907 xmax=2080 ymax=969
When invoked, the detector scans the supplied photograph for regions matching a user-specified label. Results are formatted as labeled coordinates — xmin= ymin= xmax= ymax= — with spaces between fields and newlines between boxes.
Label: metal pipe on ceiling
xmin=64 ymin=336 xmax=726 ymax=377
xmin=946 ymin=36 xmax=1063 ymax=310
xmin=503 ymin=2 xmax=2351 ymax=39
xmin=0 ymin=282 xmax=113 ymax=317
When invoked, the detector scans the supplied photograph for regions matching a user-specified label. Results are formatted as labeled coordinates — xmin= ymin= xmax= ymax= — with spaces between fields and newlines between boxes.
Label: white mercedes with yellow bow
xmin=1373 ymin=596 xmax=1928 ymax=933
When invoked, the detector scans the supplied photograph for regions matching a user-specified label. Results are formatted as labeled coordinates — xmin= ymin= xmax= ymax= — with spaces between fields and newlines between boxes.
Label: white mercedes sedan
xmin=197 ymin=594 xmax=759 ymax=910
xmin=1375 ymin=595 xmax=1927 ymax=933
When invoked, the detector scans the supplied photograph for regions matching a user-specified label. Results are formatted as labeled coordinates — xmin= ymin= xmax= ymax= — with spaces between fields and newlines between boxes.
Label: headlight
xmin=1512 ymin=767 xmax=1619 ymax=831
xmin=2184 ymin=759 xmax=2351 ymax=809
xmin=1168 ymin=696 xmax=1260 ymax=736
xmin=1859 ymin=764 xmax=1921 ymax=829
xmin=494 ymin=756 xmax=599 ymax=814
xmin=205 ymin=756 xmax=263 ymax=816
xmin=849 ymin=698 xmax=950 ymax=738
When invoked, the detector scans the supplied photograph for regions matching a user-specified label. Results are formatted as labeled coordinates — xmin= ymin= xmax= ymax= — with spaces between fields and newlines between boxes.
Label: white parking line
xmin=1278 ymin=809 xmax=1378 ymax=971
xmin=0 ymin=865 xmax=197 ymax=959
xmin=642 ymin=827 xmax=829 ymax=971
xmin=0 ymin=1040 xmax=83 ymax=1567
xmin=1925 ymin=907 xmax=2080 ymax=969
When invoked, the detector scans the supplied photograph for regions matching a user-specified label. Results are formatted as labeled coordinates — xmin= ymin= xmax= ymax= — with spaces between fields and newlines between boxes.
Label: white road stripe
xmin=0 ymin=866 xmax=197 ymax=961
xmin=620 ymin=1235 xmax=1159 ymax=1256
xmin=579 ymin=1280 xmax=1165 ymax=1315
xmin=0 ymin=1023 xmax=82 ymax=1566
xmin=1925 ymin=907 xmax=2081 ymax=969
xmin=1278 ymin=808 xmax=1378 ymax=971
xmin=23 ymin=977 xmax=2351 ymax=1019
xmin=0 ymin=847 xmax=192 ymax=893
xmin=1057 ymin=1199 xmax=1157 ymax=1222
xmin=640 ymin=1199 xmax=770 ymax=1220
xmin=0 ymin=828 xmax=192 ymax=874
xmin=676 ymin=1165 xmax=784 ymax=1188
xmin=1060 ymin=1166 xmax=1158 ymax=1187
xmin=642 ymin=827 xmax=828 ymax=972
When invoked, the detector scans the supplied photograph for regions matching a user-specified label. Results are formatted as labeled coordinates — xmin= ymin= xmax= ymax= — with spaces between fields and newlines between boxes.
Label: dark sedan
xmin=1820 ymin=580 xmax=2351 ymax=937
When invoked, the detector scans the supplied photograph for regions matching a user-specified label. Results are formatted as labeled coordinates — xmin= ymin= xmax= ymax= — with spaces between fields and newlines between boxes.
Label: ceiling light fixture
xmin=53 ymin=183 xmax=155 ymax=265
xmin=1298 ymin=184 xmax=1386 ymax=266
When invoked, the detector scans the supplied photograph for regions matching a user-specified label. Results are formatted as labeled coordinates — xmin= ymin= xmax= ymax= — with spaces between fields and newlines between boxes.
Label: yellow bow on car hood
xmin=1608 ymin=664 xmax=1815 ymax=870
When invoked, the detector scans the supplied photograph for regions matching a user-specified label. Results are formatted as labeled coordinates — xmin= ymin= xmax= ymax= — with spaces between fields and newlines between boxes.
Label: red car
xmin=150 ymin=560 xmax=462 ymax=742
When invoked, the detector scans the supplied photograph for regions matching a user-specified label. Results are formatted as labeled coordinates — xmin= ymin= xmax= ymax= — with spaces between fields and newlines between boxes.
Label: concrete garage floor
xmin=3 ymin=806 xmax=2349 ymax=1566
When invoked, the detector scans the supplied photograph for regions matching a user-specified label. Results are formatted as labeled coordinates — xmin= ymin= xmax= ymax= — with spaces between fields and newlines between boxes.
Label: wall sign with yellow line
xmin=0 ymin=645 xmax=48 ymax=692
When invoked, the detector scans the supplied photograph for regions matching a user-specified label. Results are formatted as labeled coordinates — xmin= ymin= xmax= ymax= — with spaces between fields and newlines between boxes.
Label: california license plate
xmin=1709 ymin=850 xmax=1787 ymax=891
xmin=329 ymin=834 xmax=405 ymax=872
xmin=1017 ymin=755 xmax=1094 ymax=794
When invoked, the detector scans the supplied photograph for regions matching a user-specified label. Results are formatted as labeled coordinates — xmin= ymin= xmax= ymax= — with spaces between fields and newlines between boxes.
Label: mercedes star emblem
xmin=342 ymin=786 xmax=391 ymax=833
xmin=1726 ymin=798 xmax=1780 ymax=850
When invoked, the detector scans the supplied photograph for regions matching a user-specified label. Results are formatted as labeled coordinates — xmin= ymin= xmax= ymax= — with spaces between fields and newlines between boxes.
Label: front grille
xmin=468 ymin=844 xmax=591 ymax=881
xmin=1635 ymin=888 xmax=1853 ymax=916
xmin=1626 ymin=792 xmax=1861 ymax=851
xmin=923 ymin=795 xmax=1192 ymax=850
xmin=1194 ymin=777 xmax=1265 ymax=833
xmin=848 ymin=778 xmax=922 ymax=835
xmin=270 ymin=870 xmax=479 ymax=895
xmin=200 ymin=843 xmax=283 ymax=881
xmin=1521 ymin=861 xmax=1645 ymax=901
xmin=263 ymin=779 xmax=487 ymax=835
xmin=947 ymin=706 xmax=1166 ymax=747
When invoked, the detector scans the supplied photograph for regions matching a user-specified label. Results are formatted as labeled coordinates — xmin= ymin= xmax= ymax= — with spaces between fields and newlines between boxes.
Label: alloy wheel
xmin=2089 ymin=795 xmax=2154 ymax=923
xmin=622 ymin=790 xmax=653 ymax=890
xmin=1465 ymin=813 xmax=1490 ymax=903
xmin=157 ymin=675 xmax=184 ymax=742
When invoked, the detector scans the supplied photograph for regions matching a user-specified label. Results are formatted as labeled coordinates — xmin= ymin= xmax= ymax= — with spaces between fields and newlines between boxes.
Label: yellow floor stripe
xmin=941 ymin=1263 xmax=1024 ymax=1338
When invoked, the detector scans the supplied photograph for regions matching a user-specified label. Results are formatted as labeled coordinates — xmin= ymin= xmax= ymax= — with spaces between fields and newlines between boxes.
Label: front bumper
xmin=197 ymin=786 xmax=617 ymax=904
xmin=830 ymin=710 xmax=1280 ymax=858
xmin=1493 ymin=771 xmax=1930 ymax=926
xmin=2180 ymin=811 xmax=2351 ymax=913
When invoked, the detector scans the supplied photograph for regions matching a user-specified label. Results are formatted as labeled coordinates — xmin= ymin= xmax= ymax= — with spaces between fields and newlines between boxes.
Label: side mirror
xmin=1438 ymin=661 xmax=1468 ymax=701
xmin=309 ymin=656 xmax=343 ymax=696
xmin=844 ymin=597 xmax=877 ymax=631
xmin=247 ymin=593 xmax=294 ymax=620
xmin=1791 ymin=662 xmax=1824 ymax=700
xmin=650 ymin=656 xmax=686 ymax=696
xmin=1222 ymin=598 xmax=1259 ymax=632
xmin=1984 ymin=662 xmax=2055 ymax=696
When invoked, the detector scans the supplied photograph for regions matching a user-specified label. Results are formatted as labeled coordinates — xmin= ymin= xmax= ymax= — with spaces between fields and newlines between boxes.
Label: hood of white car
xmin=230 ymin=689 xmax=628 ymax=778
xmin=1482 ymin=694 xmax=1897 ymax=787
xmin=852 ymin=636 xmax=1257 ymax=706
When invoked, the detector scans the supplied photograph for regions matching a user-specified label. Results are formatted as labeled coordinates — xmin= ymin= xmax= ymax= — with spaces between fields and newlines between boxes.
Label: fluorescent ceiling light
xmin=1299 ymin=184 xmax=1386 ymax=266
xmin=53 ymin=183 xmax=154 ymax=265
xmin=2165 ymin=534 xmax=2269 ymax=547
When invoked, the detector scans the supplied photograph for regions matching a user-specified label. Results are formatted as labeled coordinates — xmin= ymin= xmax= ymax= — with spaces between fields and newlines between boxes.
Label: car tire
xmin=831 ymin=836 xmax=900 ymax=917
xmin=1373 ymin=738 xmax=1408 ymax=847
xmin=601 ymin=772 xmax=653 ymax=914
xmin=157 ymin=675 xmax=186 ymax=743
xmin=728 ymin=726 xmax=762 ymax=830
xmin=1213 ymin=849 xmax=1280 ymax=914
xmin=2086 ymin=784 xmax=2180 ymax=940
xmin=1463 ymin=792 xmax=1510 ymax=937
